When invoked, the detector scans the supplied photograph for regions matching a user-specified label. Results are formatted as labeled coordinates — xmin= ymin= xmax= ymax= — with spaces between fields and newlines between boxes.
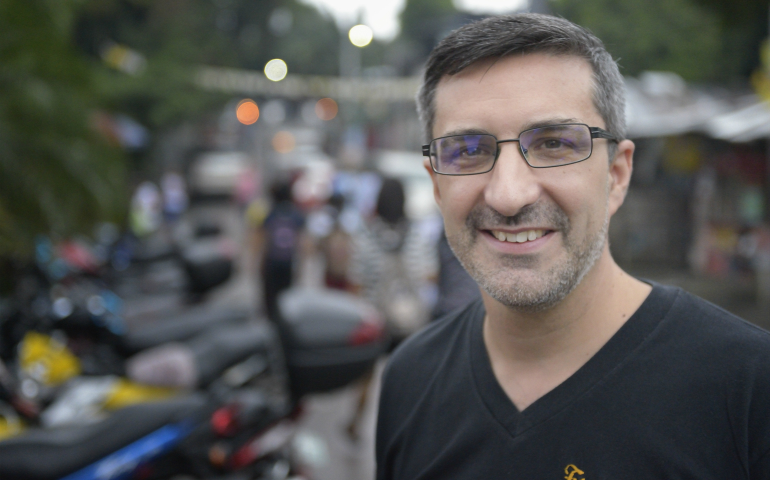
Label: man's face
xmin=428 ymin=53 xmax=629 ymax=311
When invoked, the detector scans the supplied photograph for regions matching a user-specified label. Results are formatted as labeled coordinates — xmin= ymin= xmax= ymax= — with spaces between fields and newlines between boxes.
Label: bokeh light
xmin=272 ymin=131 xmax=295 ymax=153
xmin=315 ymin=98 xmax=338 ymax=121
xmin=236 ymin=99 xmax=259 ymax=125
xmin=264 ymin=59 xmax=288 ymax=81
xmin=348 ymin=25 xmax=373 ymax=48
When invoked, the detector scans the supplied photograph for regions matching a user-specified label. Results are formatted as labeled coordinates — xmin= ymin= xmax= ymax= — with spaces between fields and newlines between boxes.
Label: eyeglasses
xmin=422 ymin=123 xmax=618 ymax=176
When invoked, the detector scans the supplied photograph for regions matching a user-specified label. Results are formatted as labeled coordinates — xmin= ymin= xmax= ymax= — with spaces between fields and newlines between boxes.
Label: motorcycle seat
xmin=122 ymin=305 xmax=251 ymax=353
xmin=0 ymin=394 xmax=207 ymax=480
xmin=188 ymin=322 xmax=277 ymax=386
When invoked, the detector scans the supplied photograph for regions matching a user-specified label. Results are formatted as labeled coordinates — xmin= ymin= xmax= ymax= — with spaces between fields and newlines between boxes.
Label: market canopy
xmin=625 ymin=71 xmax=770 ymax=143
xmin=705 ymin=98 xmax=770 ymax=143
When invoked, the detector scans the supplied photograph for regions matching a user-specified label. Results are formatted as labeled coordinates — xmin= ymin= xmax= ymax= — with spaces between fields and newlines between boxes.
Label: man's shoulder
xmin=654 ymin=281 xmax=770 ymax=354
xmin=382 ymin=299 xmax=483 ymax=385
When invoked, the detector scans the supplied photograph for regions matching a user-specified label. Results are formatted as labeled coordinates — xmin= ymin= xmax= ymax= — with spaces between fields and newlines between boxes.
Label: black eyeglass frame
xmin=422 ymin=123 xmax=619 ymax=176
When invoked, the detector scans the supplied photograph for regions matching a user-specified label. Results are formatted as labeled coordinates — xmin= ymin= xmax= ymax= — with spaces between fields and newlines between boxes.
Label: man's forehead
xmin=432 ymin=53 xmax=599 ymax=134
xmin=437 ymin=53 xmax=593 ymax=90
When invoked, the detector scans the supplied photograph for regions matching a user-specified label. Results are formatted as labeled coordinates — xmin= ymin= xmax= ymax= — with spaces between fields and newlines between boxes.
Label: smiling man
xmin=376 ymin=13 xmax=770 ymax=480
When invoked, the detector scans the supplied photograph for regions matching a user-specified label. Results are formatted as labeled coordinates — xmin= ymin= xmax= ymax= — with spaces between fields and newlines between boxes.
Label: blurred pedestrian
xmin=129 ymin=181 xmax=162 ymax=237
xmin=314 ymin=193 xmax=355 ymax=292
xmin=160 ymin=171 xmax=188 ymax=225
xmin=234 ymin=166 xmax=260 ymax=212
xmin=256 ymin=179 xmax=306 ymax=320
xmin=351 ymin=177 xmax=437 ymax=345
xmin=345 ymin=177 xmax=436 ymax=441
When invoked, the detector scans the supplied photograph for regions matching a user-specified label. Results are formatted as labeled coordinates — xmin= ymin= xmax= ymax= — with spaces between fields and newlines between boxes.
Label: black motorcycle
xmin=0 ymin=287 xmax=388 ymax=480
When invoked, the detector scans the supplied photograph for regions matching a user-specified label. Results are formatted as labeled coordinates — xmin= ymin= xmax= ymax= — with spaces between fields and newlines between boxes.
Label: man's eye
xmin=461 ymin=146 xmax=488 ymax=157
xmin=530 ymin=137 xmax=575 ymax=152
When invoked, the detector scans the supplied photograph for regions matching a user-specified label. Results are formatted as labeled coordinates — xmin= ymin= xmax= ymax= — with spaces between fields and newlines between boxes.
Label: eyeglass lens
xmin=431 ymin=124 xmax=594 ymax=174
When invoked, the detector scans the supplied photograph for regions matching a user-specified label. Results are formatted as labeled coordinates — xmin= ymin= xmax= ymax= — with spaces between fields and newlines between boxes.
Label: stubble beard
xmin=447 ymin=199 xmax=609 ymax=313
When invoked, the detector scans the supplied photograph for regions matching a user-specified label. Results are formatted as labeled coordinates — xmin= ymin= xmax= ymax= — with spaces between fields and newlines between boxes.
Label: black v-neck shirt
xmin=376 ymin=283 xmax=770 ymax=480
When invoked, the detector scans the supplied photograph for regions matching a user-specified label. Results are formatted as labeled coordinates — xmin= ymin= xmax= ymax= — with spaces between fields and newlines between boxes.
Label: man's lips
xmin=483 ymin=228 xmax=553 ymax=244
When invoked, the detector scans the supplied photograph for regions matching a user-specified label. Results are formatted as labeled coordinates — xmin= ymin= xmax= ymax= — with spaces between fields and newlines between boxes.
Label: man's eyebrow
xmin=439 ymin=118 xmax=583 ymax=139
xmin=519 ymin=118 xmax=581 ymax=132
xmin=440 ymin=128 xmax=492 ymax=137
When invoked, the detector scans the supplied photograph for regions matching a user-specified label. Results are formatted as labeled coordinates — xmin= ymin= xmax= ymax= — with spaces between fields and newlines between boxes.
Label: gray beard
xmin=447 ymin=200 xmax=609 ymax=313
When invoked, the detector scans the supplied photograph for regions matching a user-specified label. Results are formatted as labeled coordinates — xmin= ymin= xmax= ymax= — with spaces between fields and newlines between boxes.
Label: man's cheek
xmin=445 ymin=213 xmax=471 ymax=245
xmin=442 ymin=203 xmax=465 ymax=233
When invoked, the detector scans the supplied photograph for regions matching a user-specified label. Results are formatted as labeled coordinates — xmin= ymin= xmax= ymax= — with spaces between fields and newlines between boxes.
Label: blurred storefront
xmin=610 ymin=71 xmax=770 ymax=306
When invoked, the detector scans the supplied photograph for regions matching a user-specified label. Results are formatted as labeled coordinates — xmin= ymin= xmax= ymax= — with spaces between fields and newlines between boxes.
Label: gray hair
xmin=417 ymin=13 xmax=626 ymax=157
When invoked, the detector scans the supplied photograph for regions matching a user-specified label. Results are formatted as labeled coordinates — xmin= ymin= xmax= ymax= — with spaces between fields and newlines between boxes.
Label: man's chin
xmin=462 ymin=246 xmax=591 ymax=311
xmin=475 ymin=271 xmax=571 ymax=311
xmin=449 ymin=233 xmax=583 ymax=310
xmin=469 ymin=248 xmax=547 ymax=279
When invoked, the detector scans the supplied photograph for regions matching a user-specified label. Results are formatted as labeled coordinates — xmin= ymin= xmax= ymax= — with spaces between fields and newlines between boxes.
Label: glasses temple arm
xmin=589 ymin=127 xmax=620 ymax=142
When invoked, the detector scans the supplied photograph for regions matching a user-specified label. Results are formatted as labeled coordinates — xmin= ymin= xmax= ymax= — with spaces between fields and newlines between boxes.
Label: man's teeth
xmin=492 ymin=229 xmax=545 ymax=243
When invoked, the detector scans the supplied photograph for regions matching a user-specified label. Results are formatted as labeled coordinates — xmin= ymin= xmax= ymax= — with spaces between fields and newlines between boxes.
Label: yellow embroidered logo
xmin=564 ymin=464 xmax=585 ymax=480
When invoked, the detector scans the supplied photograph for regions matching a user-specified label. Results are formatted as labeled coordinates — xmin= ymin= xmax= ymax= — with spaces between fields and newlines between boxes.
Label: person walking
xmin=346 ymin=177 xmax=436 ymax=441
xmin=351 ymin=177 xmax=437 ymax=347
xmin=256 ymin=179 xmax=306 ymax=320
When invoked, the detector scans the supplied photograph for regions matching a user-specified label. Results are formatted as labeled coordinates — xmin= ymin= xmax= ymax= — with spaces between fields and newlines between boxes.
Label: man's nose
xmin=483 ymin=142 xmax=542 ymax=217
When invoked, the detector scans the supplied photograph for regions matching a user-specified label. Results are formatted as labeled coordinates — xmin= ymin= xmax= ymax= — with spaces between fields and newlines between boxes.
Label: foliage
xmin=235 ymin=1 xmax=342 ymax=75
xmin=75 ymin=0 xmax=344 ymax=139
xmin=550 ymin=0 xmax=722 ymax=82
xmin=0 ymin=0 xmax=127 ymax=260
xmin=76 ymin=0 xmax=233 ymax=137
xmin=388 ymin=0 xmax=463 ymax=75
xmin=391 ymin=0 xmax=768 ymax=83
xmin=400 ymin=0 xmax=458 ymax=50
xmin=0 ymin=0 xmax=349 ymax=265
xmin=690 ymin=0 xmax=770 ymax=80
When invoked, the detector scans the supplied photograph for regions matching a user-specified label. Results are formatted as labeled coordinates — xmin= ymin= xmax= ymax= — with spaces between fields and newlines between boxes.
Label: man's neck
xmin=481 ymin=251 xmax=652 ymax=411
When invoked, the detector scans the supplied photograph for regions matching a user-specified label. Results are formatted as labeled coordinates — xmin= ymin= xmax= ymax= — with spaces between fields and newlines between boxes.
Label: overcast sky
xmin=298 ymin=0 xmax=528 ymax=41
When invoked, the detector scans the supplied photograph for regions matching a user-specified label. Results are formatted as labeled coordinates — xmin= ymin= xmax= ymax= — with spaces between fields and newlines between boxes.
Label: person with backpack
xmin=256 ymin=179 xmax=306 ymax=320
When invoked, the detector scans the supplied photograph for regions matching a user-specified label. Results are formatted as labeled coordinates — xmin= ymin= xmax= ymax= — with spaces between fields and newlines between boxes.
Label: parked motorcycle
xmin=0 ymin=286 xmax=388 ymax=480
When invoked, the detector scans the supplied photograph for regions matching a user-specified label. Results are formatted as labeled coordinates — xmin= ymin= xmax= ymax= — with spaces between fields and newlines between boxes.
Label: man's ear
xmin=608 ymin=139 xmax=635 ymax=217
xmin=424 ymin=157 xmax=443 ymax=208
